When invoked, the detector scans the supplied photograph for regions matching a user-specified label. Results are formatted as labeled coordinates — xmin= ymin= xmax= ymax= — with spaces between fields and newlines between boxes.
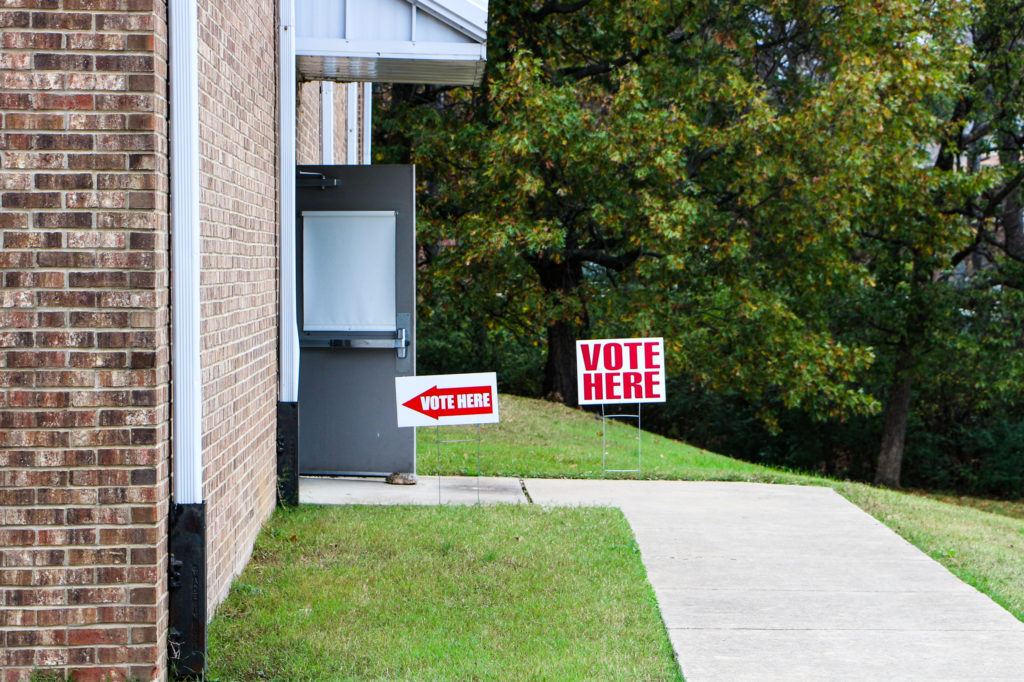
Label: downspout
xmin=321 ymin=82 xmax=334 ymax=164
xmin=346 ymin=82 xmax=359 ymax=164
xmin=361 ymin=82 xmax=372 ymax=165
xmin=168 ymin=0 xmax=207 ymax=676
xmin=277 ymin=0 xmax=301 ymax=506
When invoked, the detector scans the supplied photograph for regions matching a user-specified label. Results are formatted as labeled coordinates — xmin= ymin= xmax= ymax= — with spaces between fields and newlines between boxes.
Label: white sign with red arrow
xmin=395 ymin=372 xmax=500 ymax=427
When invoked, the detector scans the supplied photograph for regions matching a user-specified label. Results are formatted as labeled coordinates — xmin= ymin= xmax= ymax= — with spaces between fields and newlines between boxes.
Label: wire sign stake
xmin=395 ymin=372 xmax=500 ymax=504
xmin=601 ymin=403 xmax=642 ymax=475
xmin=434 ymin=423 xmax=483 ymax=505
xmin=576 ymin=338 xmax=667 ymax=477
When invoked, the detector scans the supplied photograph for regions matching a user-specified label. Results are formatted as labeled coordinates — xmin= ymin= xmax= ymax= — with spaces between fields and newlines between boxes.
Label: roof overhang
xmin=295 ymin=0 xmax=488 ymax=85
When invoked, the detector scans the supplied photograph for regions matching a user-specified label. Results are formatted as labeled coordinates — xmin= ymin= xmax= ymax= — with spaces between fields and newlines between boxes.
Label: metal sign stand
xmin=601 ymin=403 xmax=642 ymax=476
xmin=435 ymin=424 xmax=483 ymax=505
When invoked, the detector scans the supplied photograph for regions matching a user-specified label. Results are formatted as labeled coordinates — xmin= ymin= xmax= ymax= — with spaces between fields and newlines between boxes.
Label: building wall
xmin=196 ymin=0 xmax=279 ymax=619
xmin=296 ymin=80 xmax=321 ymax=165
xmin=296 ymin=80 xmax=354 ymax=165
xmin=0 ymin=1 xmax=171 ymax=680
xmin=1 ymin=0 xmax=284 ymax=678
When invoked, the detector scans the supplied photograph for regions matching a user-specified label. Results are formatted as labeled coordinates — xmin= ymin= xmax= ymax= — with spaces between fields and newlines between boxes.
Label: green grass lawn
xmin=423 ymin=394 xmax=1024 ymax=622
xmin=209 ymin=393 xmax=1024 ymax=680
xmin=208 ymin=505 xmax=681 ymax=681
xmin=417 ymin=393 xmax=814 ymax=483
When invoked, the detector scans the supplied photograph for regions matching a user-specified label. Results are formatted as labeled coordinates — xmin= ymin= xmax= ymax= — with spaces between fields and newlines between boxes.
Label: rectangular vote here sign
xmin=396 ymin=372 xmax=499 ymax=427
xmin=576 ymin=337 xmax=666 ymax=405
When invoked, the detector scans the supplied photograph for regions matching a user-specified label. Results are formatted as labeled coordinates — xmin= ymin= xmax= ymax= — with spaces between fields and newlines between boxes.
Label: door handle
xmin=325 ymin=327 xmax=408 ymax=357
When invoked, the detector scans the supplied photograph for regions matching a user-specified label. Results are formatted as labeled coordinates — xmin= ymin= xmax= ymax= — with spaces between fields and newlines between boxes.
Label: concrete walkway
xmin=300 ymin=476 xmax=1024 ymax=680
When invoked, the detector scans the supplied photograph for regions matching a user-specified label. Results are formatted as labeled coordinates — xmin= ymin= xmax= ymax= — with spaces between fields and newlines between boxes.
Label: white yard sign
xmin=396 ymin=372 xmax=499 ymax=427
xmin=576 ymin=337 xmax=666 ymax=405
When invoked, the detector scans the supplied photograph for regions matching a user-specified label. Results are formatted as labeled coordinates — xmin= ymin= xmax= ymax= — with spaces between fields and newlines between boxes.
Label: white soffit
xmin=295 ymin=0 xmax=487 ymax=85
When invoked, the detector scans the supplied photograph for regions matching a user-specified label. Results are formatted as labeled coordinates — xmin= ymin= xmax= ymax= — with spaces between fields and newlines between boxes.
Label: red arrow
xmin=402 ymin=385 xmax=494 ymax=420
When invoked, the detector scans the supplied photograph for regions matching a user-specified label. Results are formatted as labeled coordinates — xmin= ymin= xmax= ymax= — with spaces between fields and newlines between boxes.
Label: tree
xmin=857 ymin=0 xmax=1024 ymax=487
xmin=376 ymin=0 xmax=969 ymax=427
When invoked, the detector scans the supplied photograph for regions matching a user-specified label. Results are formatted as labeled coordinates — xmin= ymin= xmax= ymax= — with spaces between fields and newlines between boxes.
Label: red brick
xmin=65 ymin=667 xmax=127 ymax=682
xmin=3 ymin=231 xmax=62 ymax=248
xmin=69 ymin=114 xmax=126 ymax=131
xmin=68 ymin=153 xmax=127 ymax=170
xmin=34 ymin=53 xmax=93 ymax=71
xmin=37 ymin=251 xmax=97 ymax=268
xmin=38 ymin=310 xmax=66 ymax=325
xmin=69 ymin=548 xmax=128 ymax=567
xmin=0 ymin=93 xmax=32 ymax=108
xmin=96 ymin=55 xmax=153 ymax=73
xmin=0 ymin=331 xmax=33 ymax=348
xmin=68 ymin=628 xmax=128 ymax=647
xmin=95 ymin=12 xmax=154 ymax=31
xmin=2 ymin=151 xmax=65 ymax=169
xmin=99 ymin=527 xmax=157 ymax=545
xmin=34 ymin=331 xmax=93 ymax=348
xmin=2 ymin=192 xmax=60 ymax=209
xmin=0 ymin=608 xmax=36 ymax=628
xmin=0 ymin=369 xmax=34 ymax=387
xmin=0 ymin=214 xmax=31 ymax=231
xmin=37 ymin=488 xmax=97 ymax=506
xmin=31 ymin=11 xmax=93 ymax=30
xmin=0 ymin=251 xmax=35 ymax=267
xmin=0 ymin=570 xmax=34 ymax=587
xmin=6 ymin=629 xmax=66 ymax=647
xmin=35 ymin=173 xmax=93 ymax=190
xmin=96 ymin=133 xmax=154 ymax=152
xmin=0 ymin=11 xmax=30 ymax=28
xmin=1 ymin=30 xmax=61 ymax=50
xmin=95 ymin=94 xmax=153 ymax=112
xmin=37 ymin=606 xmax=99 ymax=627
xmin=68 ymin=271 xmax=128 ymax=288
xmin=65 ymin=32 xmax=126 ymax=51
xmin=64 ymin=0 xmax=154 ymax=9
xmin=128 ymin=587 xmax=155 ymax=605
xmin=5 ymin=351 xmax=67 ymax=368
xmin=129 ymin=626 xmax=157 ymax=645
xmin=35 ymin=647 xmax=70 ymax=666
xmin=3 ymin=113 xmax=65 ymax=130
xmin=32 ymin=93 xmax=93 ymax=110
xmin=0 ymin=489 xmax=36 ymax=506
xmin=5 ymin=587 xmax=65 ymax=606
xmin=2 ymin=0 xmax=60 ymax=8
xmin=97 ymin=647 xmax=129 ymax=665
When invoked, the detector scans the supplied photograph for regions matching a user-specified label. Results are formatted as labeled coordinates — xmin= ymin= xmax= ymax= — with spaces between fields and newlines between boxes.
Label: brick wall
xmin=195 ymin=0 xmax=278 ymax=618
xmin=296 ymin=80 xmax=321 ymax=165
xmin=296 ymin=80 xmax=353 ymax=165
xmin=0 ymin=1 xmax=171 ymax=680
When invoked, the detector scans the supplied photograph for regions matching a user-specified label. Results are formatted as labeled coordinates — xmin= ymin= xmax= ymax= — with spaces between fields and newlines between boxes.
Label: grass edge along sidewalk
xmin=426 ymin=394 xmax=1024 ymax=623
xmin=207 ymin=505 xmax=682 ymax=681
xmin=209 ymin=393 xmax=1024 ymax=679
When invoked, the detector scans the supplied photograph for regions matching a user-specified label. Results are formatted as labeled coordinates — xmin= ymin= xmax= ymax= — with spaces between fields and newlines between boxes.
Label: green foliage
xmin=381 ymin=0 xmax=975 ymax=416
xmin=380 ymin=0 xmax=1024 ymax=492
xmin=417 ymin=304 xmax=546 ymax=396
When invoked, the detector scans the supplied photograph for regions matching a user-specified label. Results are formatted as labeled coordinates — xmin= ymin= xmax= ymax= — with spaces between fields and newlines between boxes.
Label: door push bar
xmin=300 ymin=314 xmax=411 ymax=358
xmin=327 ymin=328 xmax=408 ymax=358
xmin=300 ymin=328 xmax=409 ymax=358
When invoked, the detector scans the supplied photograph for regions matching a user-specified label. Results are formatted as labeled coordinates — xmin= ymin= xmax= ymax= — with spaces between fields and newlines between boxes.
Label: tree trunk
xmin=998 ymin=133 xmax=1023 ymax=259
xmin=543 ymin=320 xmax=578 ymax=405
xmin=874 ymin=345 xmax=913 ymax=488
xmin=533 ymin=255 xmax=586 ymax=406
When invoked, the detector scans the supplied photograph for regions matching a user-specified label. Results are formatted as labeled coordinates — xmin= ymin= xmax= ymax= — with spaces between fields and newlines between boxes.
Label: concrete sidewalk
xmin=300 ymin=476 xmax=1024 ymax=680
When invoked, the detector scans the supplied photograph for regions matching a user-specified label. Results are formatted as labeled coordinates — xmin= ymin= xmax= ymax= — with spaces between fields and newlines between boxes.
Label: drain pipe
xmin=168 ymin=0 xmax=207 ymax=677
xmin=277 ymin=0 xmax=300 ymax=506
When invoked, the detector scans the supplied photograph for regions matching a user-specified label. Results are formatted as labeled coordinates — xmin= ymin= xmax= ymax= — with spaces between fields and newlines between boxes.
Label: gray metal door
xmin=296 ymin=165 xmax=415 ymax=476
